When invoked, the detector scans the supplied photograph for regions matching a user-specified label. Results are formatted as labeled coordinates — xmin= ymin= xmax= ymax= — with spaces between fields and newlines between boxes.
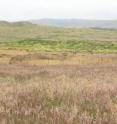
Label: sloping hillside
xmin=0 ymin=21 xmax=117 ymax=43
xmin=31 ymin=19 xmax=117 ymax=29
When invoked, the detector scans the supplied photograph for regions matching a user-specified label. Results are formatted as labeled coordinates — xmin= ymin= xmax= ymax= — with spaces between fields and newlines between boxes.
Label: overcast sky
xmin=0 ymin=0 xmax=117 ymax=21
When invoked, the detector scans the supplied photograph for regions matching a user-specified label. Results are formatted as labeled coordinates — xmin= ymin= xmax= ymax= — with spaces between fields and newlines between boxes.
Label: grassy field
xmin=0 ymin=22 xmax=117 ymax=54
xmin=0 ymin=64 xmax=117 ymax=124
xmin=1 ymin=39 xmax=117 ymax=53
xmin=0 ymin=22 xmax=117 ymax=124
xmin=1 ymin=22 xmax=117 ymax=42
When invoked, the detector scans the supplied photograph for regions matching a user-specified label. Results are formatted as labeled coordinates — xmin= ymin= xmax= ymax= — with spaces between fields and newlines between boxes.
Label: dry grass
xmin=0 ymin=64 xmax=117 ymax=124
xmin=0 ymin=23 xmax=117 ymax=124
xmin=9 ymin=53 xmax=117 ymax=66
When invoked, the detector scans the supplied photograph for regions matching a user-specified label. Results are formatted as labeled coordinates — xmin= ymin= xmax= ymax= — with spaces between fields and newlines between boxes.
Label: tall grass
xmin=0 ymin=64 xmax=117 ymax=124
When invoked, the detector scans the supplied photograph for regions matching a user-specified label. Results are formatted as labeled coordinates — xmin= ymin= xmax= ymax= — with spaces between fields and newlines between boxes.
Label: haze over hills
xmin=0 ymin=21 xmax=34 ymax=26
xmin=30 ymin=19 xmax=117 ymax=29
xmin=0 ymin=19 xmax=117 ymax=29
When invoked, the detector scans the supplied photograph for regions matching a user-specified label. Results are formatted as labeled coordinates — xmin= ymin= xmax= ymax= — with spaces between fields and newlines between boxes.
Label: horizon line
xmin=0 ymin=18 xmax=117 ymax=22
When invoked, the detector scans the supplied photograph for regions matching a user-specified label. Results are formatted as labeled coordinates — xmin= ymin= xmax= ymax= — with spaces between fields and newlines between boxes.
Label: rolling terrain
xmin=0 ymin=21 xmax=117 ymax=124
xmin=31 ymin=19 xmax=117 ymax=29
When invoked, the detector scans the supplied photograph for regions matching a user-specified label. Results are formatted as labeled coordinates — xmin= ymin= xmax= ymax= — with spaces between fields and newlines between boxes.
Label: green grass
xmin=1 ymin=39 xmax=117 ymax=53
xmin=0 ymin=22 xmax=117 ymax=54
xmin=1 ymin=22 xmax=117 ymax=42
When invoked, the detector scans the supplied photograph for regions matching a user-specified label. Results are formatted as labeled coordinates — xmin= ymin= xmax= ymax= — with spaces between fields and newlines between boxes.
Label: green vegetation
xmin=1 ymin=39 xmax=117 ymax=53
xmin=0 ymin=22 xmax=117 ymax=124
xmin=0 ymin=22 xmax=117 ymax=54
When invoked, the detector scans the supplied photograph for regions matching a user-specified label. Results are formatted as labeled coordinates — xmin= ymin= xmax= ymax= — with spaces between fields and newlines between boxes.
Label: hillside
xmin=0 ymin=20 xmax=117 ymax=124
xmin=30 ymin=19 xmax=117 ymax=29
xmin=0 ymin=21 xmax=117 ymax=53
xmin=0 ymin=21 xmax=117 ymax=43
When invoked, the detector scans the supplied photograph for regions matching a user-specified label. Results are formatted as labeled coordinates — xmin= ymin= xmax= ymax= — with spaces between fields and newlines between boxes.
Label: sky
xmin=0 ymin=0 xmax=117 ymax=21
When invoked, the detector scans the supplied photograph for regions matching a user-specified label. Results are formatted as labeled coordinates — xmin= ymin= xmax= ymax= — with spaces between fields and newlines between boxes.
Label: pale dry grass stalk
xmin=0 ymin=64 xmax=116 ymax=124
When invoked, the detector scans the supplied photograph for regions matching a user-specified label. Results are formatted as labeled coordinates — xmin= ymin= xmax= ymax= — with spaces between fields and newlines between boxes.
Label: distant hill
xmin=0 ymin=20 xmax=117 ymax=43
xmin=30 ymin=19 xmax=117 ymax=29
xmin=0 ymin=21 xmax=34 ymax=26
xmin=0 ymin=21 xmax=11 ymax=26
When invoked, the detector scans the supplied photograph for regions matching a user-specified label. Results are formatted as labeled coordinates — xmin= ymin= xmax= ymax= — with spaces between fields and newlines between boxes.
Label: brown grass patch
xmin=0 ymin=64 xmax=116 ymax=124
xmin=9 ymin=53 xmax=117 ymax=66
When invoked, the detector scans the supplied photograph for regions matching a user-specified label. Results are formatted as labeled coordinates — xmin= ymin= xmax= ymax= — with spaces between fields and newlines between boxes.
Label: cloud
xmin=0 ymin=0 xmax=117 ymax=21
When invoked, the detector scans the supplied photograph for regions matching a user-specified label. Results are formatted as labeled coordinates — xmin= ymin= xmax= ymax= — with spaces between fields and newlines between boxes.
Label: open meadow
xmin=0 ymin=22 xmax=117 ymax=124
